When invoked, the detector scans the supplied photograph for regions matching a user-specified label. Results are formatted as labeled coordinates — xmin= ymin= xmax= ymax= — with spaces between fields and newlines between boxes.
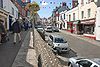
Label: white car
xmin=48 ymin=34 xmax=70 ymax=53
xmin=46 ymin=26 xmax=53 ymax=32
xmin=68 ymin=57 xmax=100 ymax=67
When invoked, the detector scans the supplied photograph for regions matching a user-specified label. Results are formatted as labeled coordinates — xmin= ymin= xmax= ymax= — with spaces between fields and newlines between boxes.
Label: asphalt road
xmin=0 ymin=31 xmax=28 ymax=67
xmin=45 ymin=31 xmax=100 ymax=66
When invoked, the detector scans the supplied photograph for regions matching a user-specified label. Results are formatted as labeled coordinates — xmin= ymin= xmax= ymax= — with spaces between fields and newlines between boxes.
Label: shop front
xmin=73 ymin=20 xmax=80 ymax=34
xmin=0 ymin=8 xmax=8 ymax=30
xmin=67 ymin=22 xmax=73 ymax=33
xmin=80 ymin=18 xmax=96 ymax=39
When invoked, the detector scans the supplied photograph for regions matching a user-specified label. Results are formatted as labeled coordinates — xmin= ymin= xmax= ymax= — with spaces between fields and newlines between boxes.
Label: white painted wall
xmin=78 ymin=0 xmax=97 ymax=20
xmin=3 ymin=0 xmax=18 ymax=19
xmin=66 ymin=7 xmax=78 ymax=22
xmin=95 ymin=7 xmax=100 ymax=40
xmin=3 ymin=0 xmax=18 ymax=30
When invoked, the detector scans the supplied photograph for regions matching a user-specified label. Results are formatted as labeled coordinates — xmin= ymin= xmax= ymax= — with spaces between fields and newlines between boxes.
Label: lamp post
xmin=26 ymin=1 xmax=40 ymax=47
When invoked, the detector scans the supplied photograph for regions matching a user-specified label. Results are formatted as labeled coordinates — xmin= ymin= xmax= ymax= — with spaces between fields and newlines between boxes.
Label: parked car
xmin=52 ymin=27 xmax=59 ymax=32
xmin=68 ymin=57 xmax=100 ymax=67
xmin=36 ymin=26 xmax=44 ymax=33
xmin=46 ymin=26 xmax=53 ymax=32
xmin=48 ymin=34 xmax=70 ymax=53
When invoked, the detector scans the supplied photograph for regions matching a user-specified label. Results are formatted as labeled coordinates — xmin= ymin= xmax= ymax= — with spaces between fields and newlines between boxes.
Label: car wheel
xmin=68 ymin=64 xmax=73 ymax=67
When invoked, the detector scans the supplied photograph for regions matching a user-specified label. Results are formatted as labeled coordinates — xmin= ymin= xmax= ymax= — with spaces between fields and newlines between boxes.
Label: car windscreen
xmin=54 ymin=38 xmax=66 ymax=43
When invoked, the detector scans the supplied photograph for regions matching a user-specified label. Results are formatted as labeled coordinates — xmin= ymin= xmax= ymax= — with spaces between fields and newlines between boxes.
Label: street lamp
xmin=26 ymin=1 xmax=40 ymax=47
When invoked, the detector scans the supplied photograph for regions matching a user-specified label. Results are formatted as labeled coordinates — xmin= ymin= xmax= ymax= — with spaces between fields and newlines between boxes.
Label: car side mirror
xmin=76 ymin=61 xmax=80 ymax=64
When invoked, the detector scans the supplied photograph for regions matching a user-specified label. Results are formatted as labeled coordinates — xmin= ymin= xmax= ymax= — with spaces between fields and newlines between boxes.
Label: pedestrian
xmin=12 ymin=19 xmax=21 ymax=44
xmin=0 ymin=19 xmax=6 ymax=44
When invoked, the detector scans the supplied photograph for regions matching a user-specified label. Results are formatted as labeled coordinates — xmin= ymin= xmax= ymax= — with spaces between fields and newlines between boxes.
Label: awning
xmin=81 ymin=19 xmax=95 ymax=24
xmin=67 ymin=22 xmax=73 ymax=25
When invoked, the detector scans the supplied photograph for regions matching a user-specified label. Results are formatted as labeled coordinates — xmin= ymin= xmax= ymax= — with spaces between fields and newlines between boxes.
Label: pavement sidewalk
xmin=60 ymin=30 xmax=100 ymax=47
xmin=12 ymin=30 xmax=38 ymax=67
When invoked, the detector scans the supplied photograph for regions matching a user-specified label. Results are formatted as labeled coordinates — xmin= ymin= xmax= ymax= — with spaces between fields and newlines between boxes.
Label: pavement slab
xmin=12 ymin=30 xmax=38 ymax=67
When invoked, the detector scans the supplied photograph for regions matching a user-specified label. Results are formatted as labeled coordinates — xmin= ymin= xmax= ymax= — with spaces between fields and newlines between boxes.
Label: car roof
xmin=49 ymin=34 xmax=63 ymax=38
xmin=91 ymin=58 xmax=100 ymax=65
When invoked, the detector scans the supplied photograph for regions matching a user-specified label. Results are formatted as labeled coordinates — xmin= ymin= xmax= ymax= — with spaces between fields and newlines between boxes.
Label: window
xmin=91 ymin=0 xmax=94 ymax=2
xmin=81 ymin=11 xmax=84 ymax=19
xmin=78 ymin=60 xmax=92 ymax=67
xmin=12 ymin=7 xmax=14 ymax=16
xmin=0 ymin=0 xmax=3 ymax=8
xmin=55 ymin=38 xmax=65 ymax=43
xmin=88 ymin=9 xmax=91 ymax=18
xmin=60 ymin=15 xmax=62 ymax=20
xmin=69 ymin=15 xmax=71 ymax=21
xmin=88 ymin=0 xmax=91 ymax=3
xmin=73 ymin=13 xmax=75 ymax=21
xmin=81 ymin=0 xmax=84 ymax=5
xmin=64 ymin=14 xmax=65 ymax=19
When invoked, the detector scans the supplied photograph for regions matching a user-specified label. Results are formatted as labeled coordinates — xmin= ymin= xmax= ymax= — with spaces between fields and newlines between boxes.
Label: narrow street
xmin=0 ymin=31 xmax=28 ymax=67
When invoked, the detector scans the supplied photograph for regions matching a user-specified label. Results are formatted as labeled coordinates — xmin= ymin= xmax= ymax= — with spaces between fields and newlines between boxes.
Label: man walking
xmin=12 ymin=19 xmax=21 ymax=44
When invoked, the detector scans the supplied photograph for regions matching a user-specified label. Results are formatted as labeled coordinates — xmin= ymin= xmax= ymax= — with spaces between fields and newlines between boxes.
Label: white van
xmin=48 ymin=34 xmax=70 ymax=53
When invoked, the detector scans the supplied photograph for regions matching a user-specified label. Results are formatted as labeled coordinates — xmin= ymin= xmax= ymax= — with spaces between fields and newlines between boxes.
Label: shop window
xmin=67 ymin=24 xmax=71 ymax=30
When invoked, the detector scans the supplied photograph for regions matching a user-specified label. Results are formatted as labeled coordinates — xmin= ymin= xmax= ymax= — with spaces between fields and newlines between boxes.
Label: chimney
xmin=72 ymin=0 xmax=78 ymax=8
xmin=62 ymin=2 xmax=66 ymax=6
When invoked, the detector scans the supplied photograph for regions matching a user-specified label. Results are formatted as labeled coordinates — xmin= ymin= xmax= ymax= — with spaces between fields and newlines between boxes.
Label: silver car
xmin=68 ymin=57 xmax=100 ymax=67
xmin=48 ymin=34 xmax=70 ymax=53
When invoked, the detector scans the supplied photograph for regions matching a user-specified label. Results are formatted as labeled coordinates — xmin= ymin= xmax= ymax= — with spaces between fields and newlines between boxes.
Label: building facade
xmin=55 ymin=2 xmax=69 ymax=29
xmin=78 ymin=0 xmax=97 ymax=35
xmin=62 ymin=0 xmax=97 ymax=35
xmin=0 ymin=8 xmax=9 ymax=30
xmin=95 ymin=0 xmax=100 ymax=40
xmin=66 ymin=7 xmax=79 ymax=33
xmin=3 ymin=0 xmax=18 ymax=30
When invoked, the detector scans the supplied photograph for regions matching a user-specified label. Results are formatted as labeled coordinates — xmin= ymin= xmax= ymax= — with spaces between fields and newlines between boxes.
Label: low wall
xmin=34 ymin=29 xmax=63 ymax=67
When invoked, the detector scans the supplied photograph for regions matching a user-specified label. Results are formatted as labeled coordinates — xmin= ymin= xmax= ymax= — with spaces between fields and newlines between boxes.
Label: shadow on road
xmin=56 ymin=49 xmax=77 ymax=66
xmin=59 ymin=49 xmax=77 ymax=58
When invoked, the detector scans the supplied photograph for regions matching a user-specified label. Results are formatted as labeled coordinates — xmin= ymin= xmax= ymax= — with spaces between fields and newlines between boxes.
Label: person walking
xmin=12 ymin=19 xmax=21 ymax=44
xmin=0 ymin=19 xmax=6 ymax=44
